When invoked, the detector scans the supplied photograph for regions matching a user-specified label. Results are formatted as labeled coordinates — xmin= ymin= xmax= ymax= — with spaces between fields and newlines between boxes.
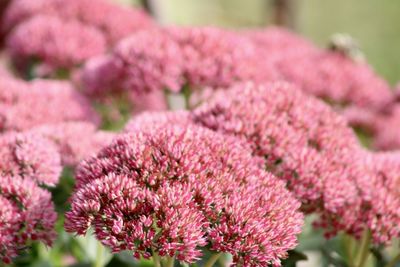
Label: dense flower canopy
xmin=80 ymin=27 xmax=280 ymax=99
xmin=0 ymin=78 xmax=99 ymax=131
xmin=66 ymin=124 xmax=303 ymax=266
xmin=0 ymin=0 xmax=399 ymax=264
xmin=80 ymin=29 xmax=184 ymax=96
xmin=0 ymin=132 xmax=60 ymax=263
xmin=0 ymin=132 xmax=61 ymax=186
xmin=358 ymin=151 xmax=400 ymax=244
xmin=0 ymin=175 xmax=57 ymax=263
xmin=192 ymin=82 xmax=368 ymax=236
xmin=124 ymin=110 xmax=192 ymax=133
xmin=245 ymin=27 xmax=393 ymax=112
xmin=27 ymin=122 xmax=116 ymax=166
xmin=7 ymin=15 xmax=106 ymax=71
xmin=3 ymin=0 xmax=154 ymax=45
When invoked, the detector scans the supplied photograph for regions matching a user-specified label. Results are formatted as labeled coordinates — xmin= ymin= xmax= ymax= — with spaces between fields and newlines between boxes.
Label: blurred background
xmin=122 ymin=0 xmax=400 ymax=85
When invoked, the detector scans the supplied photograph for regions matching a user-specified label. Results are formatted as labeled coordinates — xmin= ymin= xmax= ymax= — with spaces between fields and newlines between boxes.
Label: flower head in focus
xmin=66 ymin=124 xmax=303 ymax=266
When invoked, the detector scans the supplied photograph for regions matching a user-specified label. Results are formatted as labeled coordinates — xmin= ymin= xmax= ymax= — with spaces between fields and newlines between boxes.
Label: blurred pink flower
xmin=245 ymin=27 xmax=393 ymax=113
xmin=6 ymin=15 xmax=106 ymax=72
xmin=359 ymin=151 xmax=400 ymax=244
xmin=124 ymin=110 xmax=191 ymax=133
xmin=3 ymin=0 xmax=154 ymax=45
xmin=167 ymin=27 xmax=266 ymax=89
xmin=372 ymin=105 xmax=400 ymax=150
xmin=0 ymin=78 xmax=99 ymax=131
xmin=81 ymin=29 xmax=185 ymax=96
xmin=0 ymin=132 xmax=61 ymax=186
xmin=192 ymin=81 xmax=364 ymax=236
xmin=27 ymin=122 xmax=115 ymax=166
xmin=80 ymin=27 xmax=280 ymax=100
xmin=66 ymin=125 xmax=302 ymax=266
xmin=278 ymin=51 xmax=393 ymax=111
xmin=129 ymin=90 xmax=169 ymax=114
xmin=0 ymin=175 xmax=57 ymax=263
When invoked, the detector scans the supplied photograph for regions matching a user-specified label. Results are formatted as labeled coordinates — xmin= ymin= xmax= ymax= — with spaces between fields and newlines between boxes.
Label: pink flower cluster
xmin=246 ymin=27 xmax=393 ymax=112
xmin=7 ymin=15 xmax=106 ymax=72
xmin=82 ymin=29 xmax=184 ymax=96
xmin=3 ymin=0 xmax=154 ymax=45
xmin=0 ymin=175 xmax=57 ymax=264
xmin=356 ymin=151 xmax=400 ymax=244
xmin=80 ymin=27 xmax=273 ymax=98
xmin=0 ymin=132 xmax=61 ymax=186
xmin=27 ymin=122 xmax=116 ymax=166
xmin=0 ymin=77 xmax=99 ymax=131
xmin=123 ymin=110 xmax=191 ymax=133
xmin=344 ymin=104 xmax=400 ymax=150
xmin=66 ymin=124 xmax=303 ymax=266
xmin=191 ymin=82 xmax=390 ymax=240
xmin=0 ymin=75 xmax=114 ymax=166
xmin=79 ymin=26 xmax=393 ymax=119
xmin=0 ymin=132 xmax=60 ymax=263
xmin=3 ymin=0 xmax=153 ymax=73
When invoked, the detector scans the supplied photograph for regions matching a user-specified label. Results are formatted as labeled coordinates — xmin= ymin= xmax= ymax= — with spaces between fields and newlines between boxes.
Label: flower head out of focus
xmin=0 ymin=132 xmax=62 ymax=186
xmin=0 ymin=175 xmax=57 ymax=263
xmin=0 ymin=78 xmax=99 ymax=132
xmin=3 ymin=0 xmax=154 ymax=76
xmin=0 ymin=132 xmax=60 ymax=263
xmin=27 ymin=122 xmax=116 ymax=166
xmin=3 ymin=0 xmax=154 ymax=45
xmin=6 ymin=15 xmax=106 ymax=74
xmin=192 ymin=81 xmax=369 ymax=237
xmin=66 ymin=124 xmax=303 ymax=266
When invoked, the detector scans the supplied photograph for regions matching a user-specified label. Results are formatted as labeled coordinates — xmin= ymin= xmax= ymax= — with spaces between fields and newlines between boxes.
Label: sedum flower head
xmin=0 ymin=175 xmax=57 ymax=263
xmin=0 ymin=132 xmax=62 ymax=186
xmin=167 ymin=27 xmax=263 ymax=89
xmin=6 ymin=15 xmax=106 ymax=71
xmin=357 ymin=151 xmax=400 ymax=244
xmin=81 ymin=29 xmax=185 ymax=96
xmin=27 ymin=122 xmax=116 ymax=166
xmin=80 ymin=27 xmax=276 ymax=98
xmin=245 ymin=27 xmax=393 ymax=112
xmin=124 ymin=111 xmax=192 ymax=133
xmin=3 ymin=0 xmax=154 ymax=45
xmin=192 ymin=82 xmax=363 ymax=236
xmin=66 ymin=124 xmax=303 ymax=266
xmin=0 ymin=77 xmax=99 ymax=131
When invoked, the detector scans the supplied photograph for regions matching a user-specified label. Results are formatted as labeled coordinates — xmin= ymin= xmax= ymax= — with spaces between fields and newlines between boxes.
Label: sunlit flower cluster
xmin=66 ymin=124 xmax=303 ymax=266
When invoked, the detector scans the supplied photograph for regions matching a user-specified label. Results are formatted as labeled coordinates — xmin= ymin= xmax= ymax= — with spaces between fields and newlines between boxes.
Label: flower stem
xmin=385 ymin=253 xmax=400 ymax=267
xmin=94 ymin=241 xmax=104 ymax=267
xmin=182 ymin=84 xmax=191 ymax=110
xmin=342 ymin=234 xmax=356 ymax=267
xmin=204 ymin=253 xmax=222 ymax=267
xmin=165 ymin=256 xmax=175 ymax=267
xmin=356 ymin=230 xmax=372 ymax=267
xmin=152 ymin=251 xmax=161 ymax=267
